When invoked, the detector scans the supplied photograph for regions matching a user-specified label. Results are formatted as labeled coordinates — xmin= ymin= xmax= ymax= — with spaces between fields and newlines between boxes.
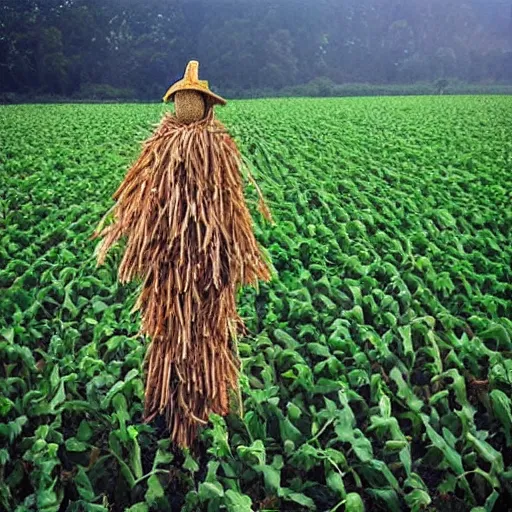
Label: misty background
xmin=1 ymin=0 xmax=512 ymax=100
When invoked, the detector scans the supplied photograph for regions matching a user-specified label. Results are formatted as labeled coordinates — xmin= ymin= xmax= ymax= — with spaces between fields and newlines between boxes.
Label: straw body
xmin=95 ymin=112 xmax=270 ymax=446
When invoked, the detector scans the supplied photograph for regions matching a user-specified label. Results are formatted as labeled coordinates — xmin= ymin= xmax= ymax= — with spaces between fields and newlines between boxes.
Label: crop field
xmin=1 ymin=96 xmax=511 ymax=512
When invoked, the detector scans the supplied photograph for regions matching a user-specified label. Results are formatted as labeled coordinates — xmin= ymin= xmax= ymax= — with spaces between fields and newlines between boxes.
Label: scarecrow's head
xmin=163 ymin=60 xmax=226 ymax=123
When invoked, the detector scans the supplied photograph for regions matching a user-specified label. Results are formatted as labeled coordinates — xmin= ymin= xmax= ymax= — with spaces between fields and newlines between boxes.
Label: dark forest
xmin=1 ymin=0 xmax=512 ymax=99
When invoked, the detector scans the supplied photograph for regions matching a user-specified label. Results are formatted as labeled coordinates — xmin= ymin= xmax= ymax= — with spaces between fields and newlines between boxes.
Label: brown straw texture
xmin=94 ymin=110 xmax=271 ymax=446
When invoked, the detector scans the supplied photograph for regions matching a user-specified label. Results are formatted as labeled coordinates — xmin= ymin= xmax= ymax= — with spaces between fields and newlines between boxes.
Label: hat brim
xmin=163 ymin=84 xmax=226 ymax=106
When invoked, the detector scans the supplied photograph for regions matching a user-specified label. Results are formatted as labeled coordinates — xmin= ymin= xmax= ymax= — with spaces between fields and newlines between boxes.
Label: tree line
xmin=1 ymin=0 xmax=511 ymax=99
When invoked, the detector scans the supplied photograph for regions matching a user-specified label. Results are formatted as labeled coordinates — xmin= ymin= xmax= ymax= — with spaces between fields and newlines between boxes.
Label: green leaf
xmin=379 ymin=394 xmax=392 ymax=418
xmin=49 ymin=380 xmax=66 ymax=411
xmin=398 ymin=325 xmax=413 ymax=356
xmin=283 ymin=491 xmax=316 ymax=509
xmin=77 ymin=420 xmax=93 ymax=442
xmin=198 ymin=481 xmax=224 ymax=501
xmin=65 ymin=438 xmax=88 ymax=452
xmin=237 ymin=439 xmax=266 ymax=466
xmin=352 ymin=435 xmax=373 ymax=463
xmin=334 ymin=393 xmax=373 ymax=462
xmin=422 ymin=417 xmax=464 ymax=475
xmin=390 ymin=367 xmax=423 ymax=413
xmin=37 ymin=487 xmax=61 ymax=512
xmin=92 ymin=300 xmax=109 ymax=313
xmin=344 ymin=305 xmax=364 ymax=324
xmin=207 ymin=414 xmax=232 ymax=458
xmin=479 ymin=323 xmax=511 ymax=349
xmin=278 ymin=415 xmax=303 ymax=444
xmin=152 ymin=439 xmax=173 ymax=469
xmin=369 ymin=459 xmax=399 ymax=490
xmin=345 ymin=492 xmax=365 ymax=512
xmin=145 ymin=474 xmax=165 ymax=506
xmin=490 ymin=389 xmax=512 ymax=445
xmin=326 ymin=470 xmax=346 ymax=498
xmin=224 ymin=490 xmax=253 ymax=512
xmin=0 ymin=397 xmax=14 ymax=417
xmin=483 ymin=490 xmax=499 ymax=512
xmin=404 ymin=489 xmax=431 ymax=512
xmin=466 ymin=432 xmax=504 ymax=474
xmin=50 ymin=365 xmax=60 ymax=391
xmin=0 ymin=416 xmax=27 ymax=442
xmin=384 ymin=440 xmax=408 ymax=452
xmin=112 ymin=393 xmax=129 ymax=439
xmin=109 ymin=432 xmax=135 ymax=488
xmin=366 ymin=488 xmax=400 ymax=510
xmin=287 ymin=402 xmax=302 ymax=421
xmin=0 ymin=448 xmax=10 ymax=465
xmin=74 ymin=465 xmax=95 ymax=501
xmin=260 ymin=464 xmax=281 ymax=492
xmin=404 ymin=473 xmax=427 ymax=491
xmin=289 ymin=444 xmax=320 ymax=472
xmin=66 ymin=501 xmax=109 ymax=512
xmin=307 ymin=342 xmax=330 ymax=358
xmin=128 ymin=426 xmax=143 ymax=479
xmin=204 ymin=460 xmax=220 ymax=483
xmin=125 ymin=504 xmax=148 ymax=512
xmin=400 ymin=447 xmax=412 ymax=476
xmin=100 ymin=369 xmax=139 ymax=409
xmin=274 ymin=329 xmax=300 ymax=349
xmin=1 ymin=328 xmax=14 ymax=343
xmin=183 ymin=449 xmax=199 ymax=473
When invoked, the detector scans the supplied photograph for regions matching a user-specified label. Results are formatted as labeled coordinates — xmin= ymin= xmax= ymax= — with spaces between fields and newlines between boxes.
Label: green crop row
xmin=0 ymin=97 xmax=511 ymax=511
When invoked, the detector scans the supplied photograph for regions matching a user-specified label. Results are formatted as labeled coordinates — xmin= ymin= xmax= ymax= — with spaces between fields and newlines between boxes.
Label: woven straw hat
xmin=163 ymin=60 xmax=226 ymax=105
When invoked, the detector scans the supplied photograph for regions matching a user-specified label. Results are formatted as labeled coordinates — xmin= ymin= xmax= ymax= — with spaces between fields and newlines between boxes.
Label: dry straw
xmin=94 ymin=107 xmax=271 ymax=446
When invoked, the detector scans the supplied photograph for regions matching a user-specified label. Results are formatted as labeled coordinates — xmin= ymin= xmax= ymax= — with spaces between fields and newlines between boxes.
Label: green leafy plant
xmin=1 ymin=96 xmax=511 ymax=510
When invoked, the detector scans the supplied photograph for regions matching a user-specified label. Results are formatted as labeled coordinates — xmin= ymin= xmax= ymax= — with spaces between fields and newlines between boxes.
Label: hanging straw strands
xmin=94 ymin=110 xmax=271 ymax=447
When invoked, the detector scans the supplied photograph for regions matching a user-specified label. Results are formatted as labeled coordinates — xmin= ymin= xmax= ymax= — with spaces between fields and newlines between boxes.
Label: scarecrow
xmin=94 ymin=61 xmax=271 ymax=447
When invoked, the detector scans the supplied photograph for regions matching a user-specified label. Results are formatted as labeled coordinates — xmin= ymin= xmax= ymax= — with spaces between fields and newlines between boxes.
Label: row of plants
xmin=1 ymin=96 xmax=511 ymax=511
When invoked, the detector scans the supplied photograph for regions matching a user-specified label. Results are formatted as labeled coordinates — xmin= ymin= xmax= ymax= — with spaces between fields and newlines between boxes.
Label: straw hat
xmin=163 ymin=60 xmax=226 ymax=105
